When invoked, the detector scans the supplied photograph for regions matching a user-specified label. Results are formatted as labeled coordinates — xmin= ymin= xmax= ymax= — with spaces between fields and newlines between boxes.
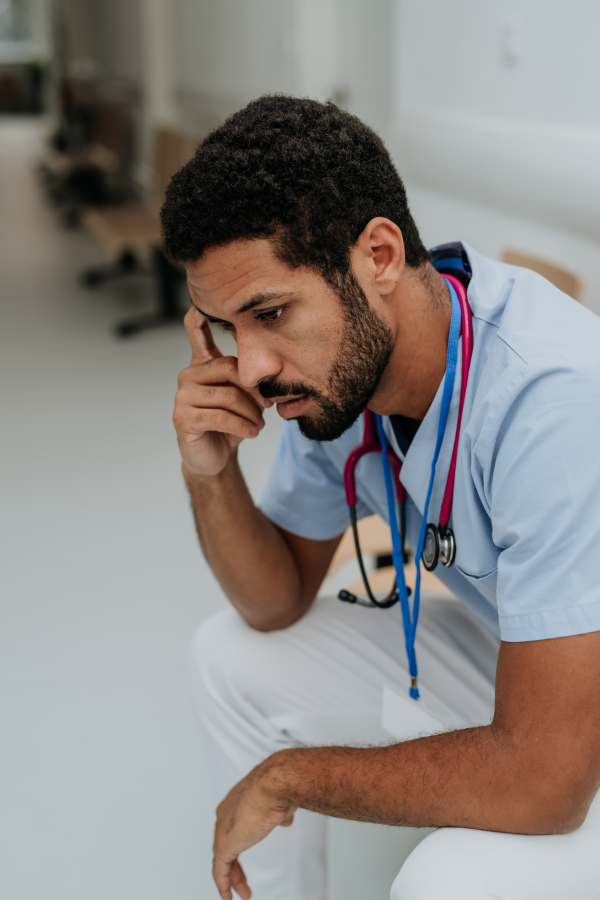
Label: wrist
xmin=258 ymin=749 xmax=304 ymax=805
xmin=182 ymin=452 xmax=239 ymax=489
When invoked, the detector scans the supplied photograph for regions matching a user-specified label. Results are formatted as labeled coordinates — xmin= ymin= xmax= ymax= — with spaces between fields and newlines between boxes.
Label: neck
xmin=368 ymin=263 xmax=451 ymax=421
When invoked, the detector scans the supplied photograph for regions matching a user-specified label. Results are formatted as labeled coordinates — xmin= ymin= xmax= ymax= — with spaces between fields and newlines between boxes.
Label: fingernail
xmin=250 ymin=426 xmax=259 ymax=437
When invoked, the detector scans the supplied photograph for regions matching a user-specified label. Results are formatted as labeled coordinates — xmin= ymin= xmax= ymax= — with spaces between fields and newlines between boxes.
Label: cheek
xmin=283 ymin=329 xmax=340 ymax=385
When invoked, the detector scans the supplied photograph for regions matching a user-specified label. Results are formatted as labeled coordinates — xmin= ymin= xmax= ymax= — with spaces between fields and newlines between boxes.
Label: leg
xmin=190 ymin=593 xmax=499 ymax=900
xmin=191 ymin=598 xmax=396 ymax=900
xmin=391 ymin=789 xmax=600 ymax=900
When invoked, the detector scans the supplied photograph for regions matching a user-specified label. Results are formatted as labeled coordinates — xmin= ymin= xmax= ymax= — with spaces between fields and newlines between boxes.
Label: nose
xmin=236 ymin=334 xmax=282 ymax=391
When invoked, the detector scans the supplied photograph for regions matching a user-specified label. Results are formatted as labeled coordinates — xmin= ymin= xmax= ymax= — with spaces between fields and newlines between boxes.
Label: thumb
xmin=280 ymin=808 xmax=296 ymax=827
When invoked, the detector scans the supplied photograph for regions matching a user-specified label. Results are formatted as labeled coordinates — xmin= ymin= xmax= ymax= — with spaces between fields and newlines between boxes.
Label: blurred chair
xmin=41 ymin=96 xmax=137 ymax=226
xmin=327 ymin=514 xmax=450 ymax=596
xmin=501 ymin=249 xmax=584 ymax=302
xmin=81 ymin=126 xmax=201 ymax=337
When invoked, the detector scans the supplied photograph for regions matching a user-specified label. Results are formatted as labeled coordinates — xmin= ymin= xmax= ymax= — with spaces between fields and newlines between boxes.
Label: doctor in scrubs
xmin=161 ymin=96 xmax=600 ymax=900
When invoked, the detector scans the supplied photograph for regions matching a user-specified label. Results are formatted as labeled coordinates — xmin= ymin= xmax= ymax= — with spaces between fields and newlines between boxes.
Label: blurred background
xmin=1 ymin=1 xmax=600 ymax=898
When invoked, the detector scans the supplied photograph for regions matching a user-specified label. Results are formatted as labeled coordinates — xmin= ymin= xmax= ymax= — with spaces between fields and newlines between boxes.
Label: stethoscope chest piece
xmin=422 ymin=524 xmax=456 ymax=571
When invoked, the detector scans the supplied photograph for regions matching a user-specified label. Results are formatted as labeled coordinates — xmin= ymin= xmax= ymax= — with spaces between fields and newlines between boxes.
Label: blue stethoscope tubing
xmin=377 ymin=279 xmax=463 ymax=700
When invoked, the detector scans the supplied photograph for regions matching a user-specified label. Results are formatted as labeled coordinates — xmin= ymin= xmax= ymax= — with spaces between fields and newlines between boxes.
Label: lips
xmin=274 ymin=395 xmax=309 ymax=418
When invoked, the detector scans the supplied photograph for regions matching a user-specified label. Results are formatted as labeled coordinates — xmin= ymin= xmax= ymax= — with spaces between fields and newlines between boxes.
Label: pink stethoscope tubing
xmin=438 ymin=274 xmax=473 ymax=528
xmin=342 ymin=274 xmax=473 ymax=578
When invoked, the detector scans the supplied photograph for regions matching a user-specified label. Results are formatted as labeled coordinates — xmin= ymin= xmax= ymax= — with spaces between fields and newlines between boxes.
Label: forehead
xmin=187 ymin=239 xmax=290 ymax=302
xmin=186 ymin=238 xmax=328 ymax=315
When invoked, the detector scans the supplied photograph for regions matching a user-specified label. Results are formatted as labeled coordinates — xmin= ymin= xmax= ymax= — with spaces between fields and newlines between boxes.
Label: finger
xmin=186 ymin=407 xmax=261 ymax=441
xmin=280 ymin=810 xmax=295 ymax=827
xmin=178 ymin=384 xmax=266 ymax=428
xmin=213 ymin=855 xmax=236 ymax=900
xmin=180 ymin=353 xmax=274 ymax=412
xmin=213 ymin=867 xmax=232 ymax=900
xmin=181 ymin=355 xmax=246 ymax=390
xmin=184 ymin=304 xmax=223 ymax=363
xmin=229 ymin=859 xmax=251 ymax=900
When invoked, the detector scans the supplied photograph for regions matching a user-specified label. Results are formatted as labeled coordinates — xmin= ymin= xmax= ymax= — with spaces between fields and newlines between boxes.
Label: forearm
xmin=261 ymin=725 xmax=586 ymax=835
xmin=184 ymin=454 xmax=306 ymax=630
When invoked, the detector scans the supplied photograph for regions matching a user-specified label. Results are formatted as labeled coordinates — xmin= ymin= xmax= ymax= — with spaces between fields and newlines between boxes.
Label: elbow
xmin=518 ymin=782 xmax=593 ymax=835
xmin=545 ymin=793 xmax=590 ymax=834
xmin=530 ymin=803 xmax=584 ymax=835
xmin=491 ymin=727 xmax=597 ymax=835
xmin=249 ymin=611 xmax=309 ymax=633
xmin=537 ymin=805 xmax=587 ymax=835
xmin=244 ymin=597 xmax=314 ymax=633
xmin=249 ymin=617 xmax=292 ymax=633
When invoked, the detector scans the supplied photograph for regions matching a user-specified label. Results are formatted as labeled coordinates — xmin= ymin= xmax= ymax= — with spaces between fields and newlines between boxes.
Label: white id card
xmin=381 ymin=684 xmax=447 ymax=740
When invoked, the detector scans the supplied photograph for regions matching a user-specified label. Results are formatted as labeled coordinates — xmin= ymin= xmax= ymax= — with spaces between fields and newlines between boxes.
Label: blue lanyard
xmin=376 ymin=281 xmax=462 ymax=700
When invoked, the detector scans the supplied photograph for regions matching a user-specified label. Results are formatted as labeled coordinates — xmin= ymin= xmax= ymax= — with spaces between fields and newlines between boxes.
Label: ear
xmin=353 ymin=217 xmax=406 ymax=297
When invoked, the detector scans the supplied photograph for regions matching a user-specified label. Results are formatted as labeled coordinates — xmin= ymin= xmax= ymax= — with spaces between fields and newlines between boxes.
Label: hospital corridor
xmin=2 ymin=2 xmax=600 ymax=900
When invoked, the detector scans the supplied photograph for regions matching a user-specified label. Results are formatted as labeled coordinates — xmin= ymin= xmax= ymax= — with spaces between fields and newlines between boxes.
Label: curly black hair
xmin=160 ymin=95 xmax=429 ymax=283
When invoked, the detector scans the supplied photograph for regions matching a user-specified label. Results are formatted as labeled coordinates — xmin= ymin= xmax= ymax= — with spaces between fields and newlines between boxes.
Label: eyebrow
xmin=190 ymin=300 xmax=227 ymax=321
xmin=191 ymin=290 xmax=298 ymax=320
xmin=235 ymin=291 xmax=296 ymax=314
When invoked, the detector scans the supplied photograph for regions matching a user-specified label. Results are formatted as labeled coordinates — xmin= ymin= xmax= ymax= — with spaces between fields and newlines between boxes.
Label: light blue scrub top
xmin=261 ymin=244 xmax=600 ymax=642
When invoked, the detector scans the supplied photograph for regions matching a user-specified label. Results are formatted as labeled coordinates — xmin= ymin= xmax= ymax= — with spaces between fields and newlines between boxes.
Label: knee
xmin=190 ymin=608 xmax=253 ymax=688
xmin=390 ymin=831 xmax=441 ymax=900
xmin=190 ymin=607 xmax=291 ymax=706
xmin=390 ymin=829 xmax=484 ymax=900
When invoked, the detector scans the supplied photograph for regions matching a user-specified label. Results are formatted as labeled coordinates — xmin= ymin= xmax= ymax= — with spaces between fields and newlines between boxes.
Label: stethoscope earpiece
xmin=422 ymin=524 xmax=456 ymax=571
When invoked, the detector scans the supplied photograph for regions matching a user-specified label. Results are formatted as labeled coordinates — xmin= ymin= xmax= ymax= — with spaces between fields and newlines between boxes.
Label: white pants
xmin=190 ymin=593 xmax=600 ymax=900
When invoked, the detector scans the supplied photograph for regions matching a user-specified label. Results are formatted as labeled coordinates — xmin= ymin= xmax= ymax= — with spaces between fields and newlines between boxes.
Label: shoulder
xmin=466 ymin=243 xmax=600 ymax=376
xmin=465 ymin=245 xmax=600 ymax=428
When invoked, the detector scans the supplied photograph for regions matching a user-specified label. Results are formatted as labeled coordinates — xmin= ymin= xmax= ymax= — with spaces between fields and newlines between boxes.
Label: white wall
xmin=398 ymin=0 xmax=600 ymax=127
xmin=61 ymin=0 xmax=143 ymax=89
xmin=392 ymin=0 xmax=600 ymax=242
xmin=97 ymin=0 xmax=143 ymax=87
xmin=341 ymin=0 xmax=393 ymax=141
xmin=406 ymin=181 xmax=600 ymax=314
xmin=173 ymin=0 xmax=296 ymax=130
xmin=140 ymin=0 xmax=177 ymax=126
xmin=164 ymin=0 xmax=394 ymax=138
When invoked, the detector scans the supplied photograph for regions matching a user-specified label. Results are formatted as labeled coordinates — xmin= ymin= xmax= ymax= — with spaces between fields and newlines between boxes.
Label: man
xmin=161 ymin=97 xmax=600 ymax=900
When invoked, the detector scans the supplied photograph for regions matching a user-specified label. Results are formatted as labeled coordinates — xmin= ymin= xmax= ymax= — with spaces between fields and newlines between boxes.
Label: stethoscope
xmin=339 ymin=274 xmax=473 ymax=699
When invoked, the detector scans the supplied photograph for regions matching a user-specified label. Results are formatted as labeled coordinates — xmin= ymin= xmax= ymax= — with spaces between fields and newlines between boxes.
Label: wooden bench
xmin=81 ymin=126 xmax=201 ymax=336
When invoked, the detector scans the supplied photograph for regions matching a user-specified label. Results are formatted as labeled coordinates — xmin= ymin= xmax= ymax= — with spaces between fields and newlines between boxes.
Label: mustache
xmin=258 ymin=378 xmax=320 ymax=401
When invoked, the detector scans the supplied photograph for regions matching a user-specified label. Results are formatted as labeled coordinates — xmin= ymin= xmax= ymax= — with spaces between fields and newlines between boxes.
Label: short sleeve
xmin=491 ymin=377 xmax=600 ymax=641
xmin=260 ymin=420 xmax=368 ymax=540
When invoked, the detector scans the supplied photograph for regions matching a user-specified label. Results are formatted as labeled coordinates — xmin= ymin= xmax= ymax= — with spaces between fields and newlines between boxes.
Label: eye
xmin=257 ymin=307 xmax=284 ymax=323
xmin=209 ymin=318 xmax=233 ymax=331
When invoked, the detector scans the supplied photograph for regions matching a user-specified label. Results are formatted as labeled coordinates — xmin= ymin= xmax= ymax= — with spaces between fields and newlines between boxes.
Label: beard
xmin=259 ymin=273 xmax=394 ymax=441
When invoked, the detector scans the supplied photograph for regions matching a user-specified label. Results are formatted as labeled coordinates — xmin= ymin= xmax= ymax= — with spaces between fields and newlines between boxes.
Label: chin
xmin=295 ymin=408 xmax=363 ymax=443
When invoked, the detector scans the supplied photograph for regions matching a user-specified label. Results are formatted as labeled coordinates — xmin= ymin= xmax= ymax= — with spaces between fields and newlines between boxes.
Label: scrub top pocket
xmin=454 ymin=566 xmax=498 ymax=606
